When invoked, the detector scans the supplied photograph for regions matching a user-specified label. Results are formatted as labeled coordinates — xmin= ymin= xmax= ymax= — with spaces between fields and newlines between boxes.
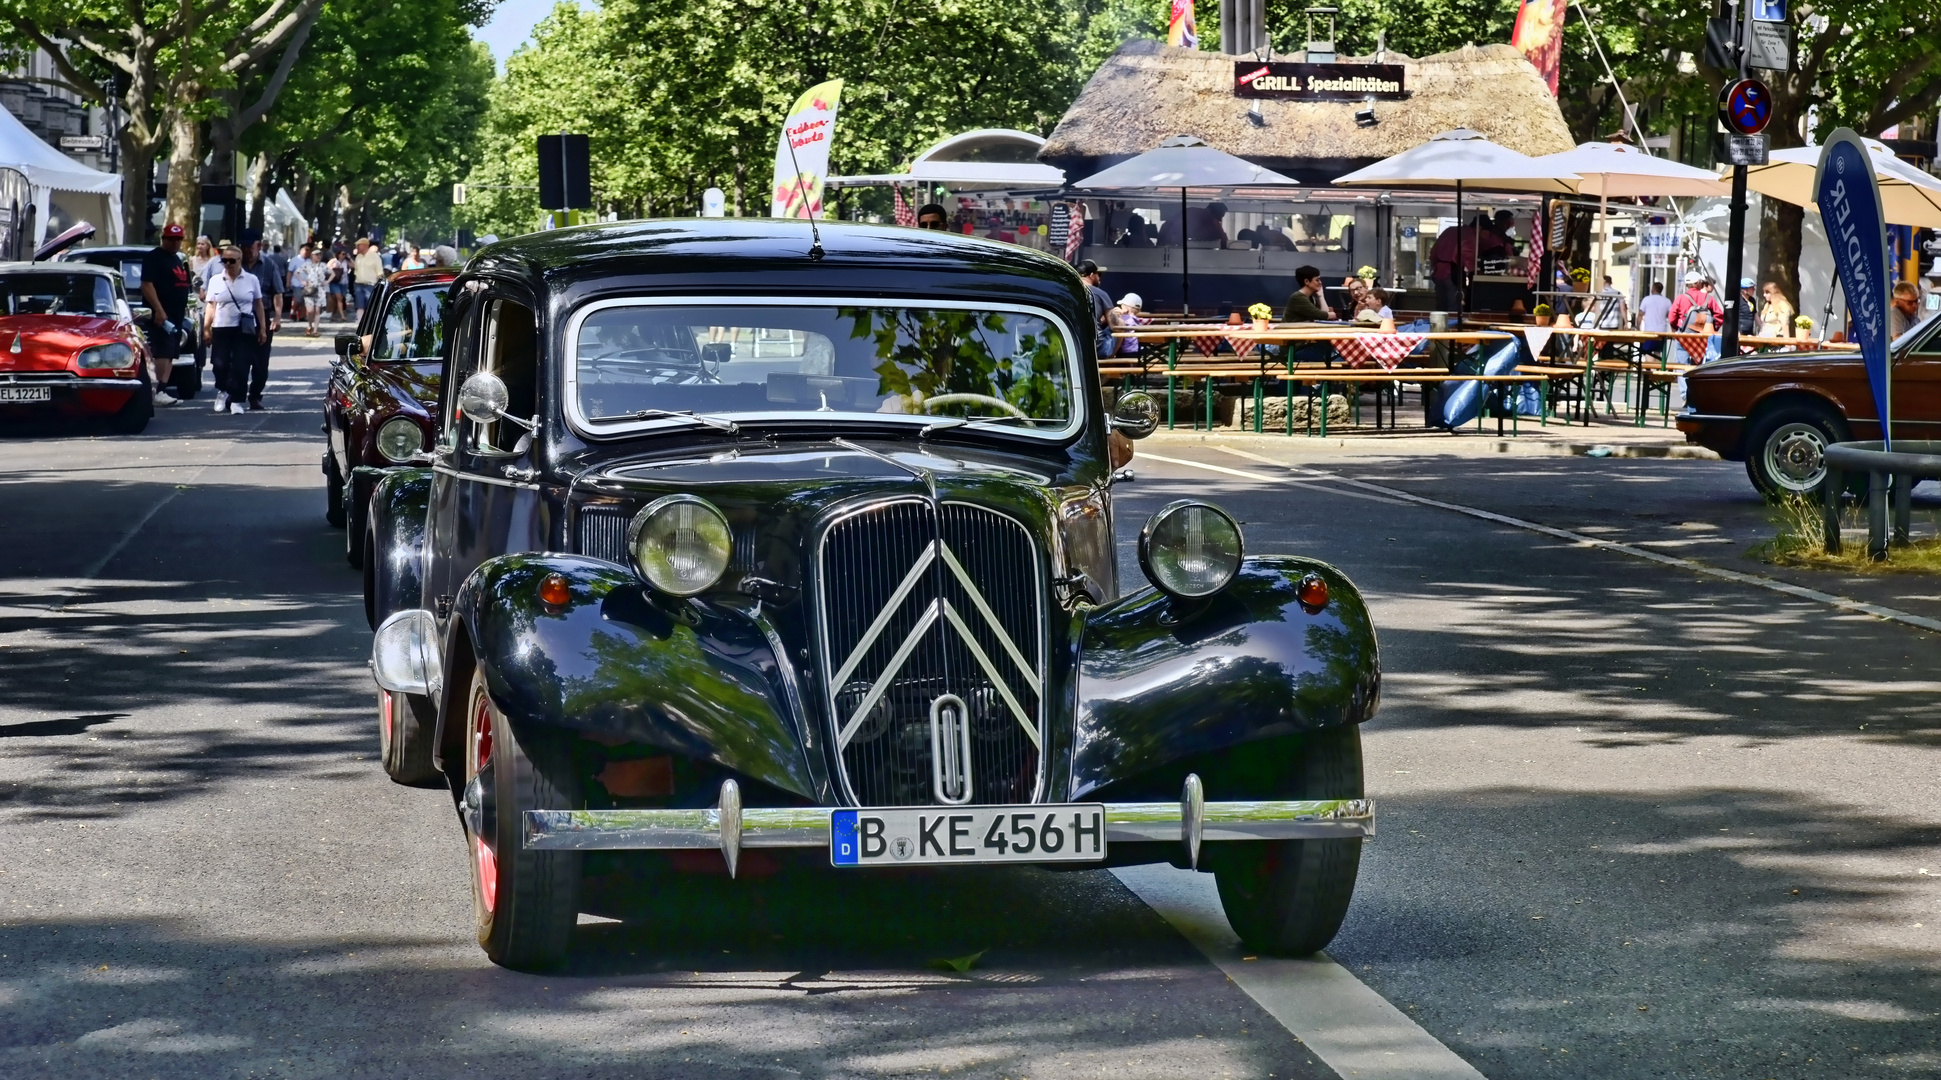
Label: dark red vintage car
xmin=324 ymin=267 xmax=455 ymax=574
xmin=1678 ymin=313 xmax=1939 ymax=498
xmin=0 ymin=261 xmax=154 ymax=434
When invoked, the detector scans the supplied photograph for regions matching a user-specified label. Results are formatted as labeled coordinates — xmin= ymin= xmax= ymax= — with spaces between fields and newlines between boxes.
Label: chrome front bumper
xmin=513 ymin=776 xmax=1373 ymax=877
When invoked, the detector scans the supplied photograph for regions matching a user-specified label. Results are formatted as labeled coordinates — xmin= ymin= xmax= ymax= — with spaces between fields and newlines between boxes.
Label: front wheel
xmin=1745 ymin=404 xmax=1845 ymax=501
xmin=378 ymin=688 xmax=441 ymax=787
xmin=106 ymin=388 xmax=153 ymax=434
xmin=464 ymin=667 xmax=581 ymax=970
xmin=1206 ymin=725 xmax=1364 ymax=956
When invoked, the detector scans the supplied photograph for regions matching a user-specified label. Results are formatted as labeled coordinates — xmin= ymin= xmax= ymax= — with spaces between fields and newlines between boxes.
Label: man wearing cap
xmin=1076 ymin=260 xmax=1114 ymax=359
xmin=139 ymin=223 xmax=193 ymax=406
xmin=239 ymin=229 xmax=285 ymax=411
xmin=1668 ymin=271 xmax=1723 ymax=334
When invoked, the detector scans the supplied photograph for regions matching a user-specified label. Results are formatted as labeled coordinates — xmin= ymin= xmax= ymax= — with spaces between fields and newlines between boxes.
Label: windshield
xmin=371 ymin=285 xmax=446 ymax=360
xmin=0 ymin=273 xmax=117 ymax=316
xmin=570 ymin=301 xmax=1077 ymax=435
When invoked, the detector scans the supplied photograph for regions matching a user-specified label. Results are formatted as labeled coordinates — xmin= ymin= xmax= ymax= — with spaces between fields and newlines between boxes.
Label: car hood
xmin=368 ymin=359 xmax=442 ymax=415
xmin=1689 ymin=348 xmax=1861 ymax=379
xmin=0 ymin=314 xmax=127 ymax=371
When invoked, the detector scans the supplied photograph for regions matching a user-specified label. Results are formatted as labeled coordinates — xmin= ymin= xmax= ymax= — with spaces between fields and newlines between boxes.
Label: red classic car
xmin=324 ymin=266 xmax=455 ymax=575
xmin=1679 ymin=312 xmax=1938 ymax=498
xmin=0 ymin=261 xmax=154 ymax=434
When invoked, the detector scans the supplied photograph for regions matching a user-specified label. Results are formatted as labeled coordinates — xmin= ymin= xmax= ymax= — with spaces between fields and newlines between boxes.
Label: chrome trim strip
xmin=835 ymin=598 xmax=944 ymax=749
xmin=938 ymin=543 xmax=1040 ymax=695
xmin=524 ymin=798 xmax=1375 ymax=850
xmin=1677 ymin=412 xmax=1744 ymax=422
xmin=559 ymin=294 xmax=1085 ymax=443
xmin=431 ymin=463 xmax=541 ymax=490
xmin=828 ymin=540 xmax=937 ymax=693
xmin=940 ymin=600 xmax=1038 ymax=748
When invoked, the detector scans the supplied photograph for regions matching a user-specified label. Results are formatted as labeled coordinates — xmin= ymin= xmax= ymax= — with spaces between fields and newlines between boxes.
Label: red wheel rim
xmin=470 ymin=693 xmax=497 ymax=914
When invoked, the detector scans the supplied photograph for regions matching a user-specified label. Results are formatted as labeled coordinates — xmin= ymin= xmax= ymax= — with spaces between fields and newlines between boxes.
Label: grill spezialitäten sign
xmin=1233 ymin=62 xmax=1408 ymax=101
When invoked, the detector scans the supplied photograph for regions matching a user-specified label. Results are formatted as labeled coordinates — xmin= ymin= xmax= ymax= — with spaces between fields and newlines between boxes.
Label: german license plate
xmin=830 ymin=804 xmax=1106 ymax=866
xmin=0 ymin=386 xmax=50 ymax=402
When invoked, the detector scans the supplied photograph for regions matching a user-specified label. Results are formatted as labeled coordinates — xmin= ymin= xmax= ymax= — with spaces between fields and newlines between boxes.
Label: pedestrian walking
xmin=1637 ymin=279 xmax=1672 ymax=360
xmin=327 ymin=245 xmax=350 ymax=322
xmin=239 ymin=229 xmax=285 ymax=411
xmin=298 ymin=245 xmax=327 ymax=336
xmin=1667 ymin=271 xmax=1723 ymax=333
xmin=352 ymin=238 xmax=384 ymax=321
xmin=1076 ymin=259 xmax=1113 ymax=359
xmin=189 ymin=235 xmax=216 ymax=283
xmin=203 ymin=246 xmax=265 ymax=415
xmin=1757 ymin=281 xmax=1794 ymax=339
xmin=400 ymin=242 xmax=424 ymax=271
xmin=139 ymin=222 xmax=192 ymax=407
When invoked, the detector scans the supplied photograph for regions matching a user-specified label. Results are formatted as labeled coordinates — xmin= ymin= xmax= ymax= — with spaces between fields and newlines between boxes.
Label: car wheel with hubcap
xmin=464 ymin=666 xmax=581 ymax=971
xmin=1746 ymin=404 xmax=1846 ymax=500
xmin=1205 ymin=724 xmax=1363 ymax=956
xmin=378 ymin=688 xmax=441 ymax=787
xmin=323 ymin=452 xmax=347 ymax=528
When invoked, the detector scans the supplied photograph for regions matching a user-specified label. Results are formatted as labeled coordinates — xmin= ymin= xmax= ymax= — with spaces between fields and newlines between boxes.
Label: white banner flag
xmin=770 ymin=79 xmax=844 ymax=219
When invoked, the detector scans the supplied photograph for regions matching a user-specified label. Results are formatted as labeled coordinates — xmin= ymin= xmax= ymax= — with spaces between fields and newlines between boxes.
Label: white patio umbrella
xmin=1071 ymin=135 xmax=1301 ymax=315
xmin=1533 ymin=141 xmax=1729 ymax=289
xmin=1333 ymin=129 xmax=1581 ymax=309
xmin=1746 ymin=137 xmax=1941 ymax=228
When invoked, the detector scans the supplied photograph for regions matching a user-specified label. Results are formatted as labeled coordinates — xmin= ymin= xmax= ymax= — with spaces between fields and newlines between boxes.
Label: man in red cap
xmin=141 ymin=223 xmax=193 ymax=406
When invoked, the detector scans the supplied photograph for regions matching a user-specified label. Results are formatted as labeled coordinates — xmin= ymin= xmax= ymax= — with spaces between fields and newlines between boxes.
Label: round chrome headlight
xmin=375 ymin=416 xmax=425 ymax=463
xmin=76 ymin=342 xmax=134 ymax=369
xmin=629 ymin=495 xmax=732 ymax=597
xmin=1138 ymin=500 xmax=1243 ymax=599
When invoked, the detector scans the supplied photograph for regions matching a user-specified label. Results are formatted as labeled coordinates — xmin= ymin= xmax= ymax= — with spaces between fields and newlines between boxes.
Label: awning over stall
xmin=827 ymin=128 xmax=1066 ymax=189
xmin=1040 ymin=41 xmax=1576 ymax=186
xmin=0 ymin=102 xmax=121 ymax=244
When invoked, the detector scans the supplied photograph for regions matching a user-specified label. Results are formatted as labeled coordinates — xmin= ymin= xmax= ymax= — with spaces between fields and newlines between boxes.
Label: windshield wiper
xmin=589 ymin=408 xmax=739 ymax=434
xmin=919 ymin=415 xmax=1034 ymax=438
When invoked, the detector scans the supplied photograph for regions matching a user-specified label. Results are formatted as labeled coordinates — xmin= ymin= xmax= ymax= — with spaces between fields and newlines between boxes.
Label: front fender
xmin=1070 ymin=556 xmax=1379 ymax=800
xmin=366 ymin=468 xmax=431 ymax=631
xmin=455 ymin=554 xmax=817 ymax=801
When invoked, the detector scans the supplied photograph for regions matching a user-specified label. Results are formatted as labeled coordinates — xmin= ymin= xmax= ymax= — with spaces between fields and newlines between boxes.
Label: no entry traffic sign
xmin=1720 ymin=78 xmax=1773 ymax=136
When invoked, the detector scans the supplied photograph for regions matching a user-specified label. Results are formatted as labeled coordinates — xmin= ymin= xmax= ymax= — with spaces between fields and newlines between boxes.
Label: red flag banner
xmin=1526 ymin=207 xmax=1545 ymax=289
xmin=893 ymin=187 xmax=917 ymax=228
xmin=1511 ymin=0 xmax=1567 ymax=96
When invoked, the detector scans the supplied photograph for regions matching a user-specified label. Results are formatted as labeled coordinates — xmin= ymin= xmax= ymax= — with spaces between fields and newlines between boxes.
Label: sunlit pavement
xmin=0 ymin=334 xmax=1935 ymax=1078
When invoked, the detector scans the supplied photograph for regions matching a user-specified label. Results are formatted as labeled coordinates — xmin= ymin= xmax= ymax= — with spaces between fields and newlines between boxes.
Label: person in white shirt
xmin=1596 ymin=275 xmax=1628 ymax=329
xmin=1636 ymin=279 xmax=1673 ymax=361
xmin=202 ymin=245 xmax=267 ymax=415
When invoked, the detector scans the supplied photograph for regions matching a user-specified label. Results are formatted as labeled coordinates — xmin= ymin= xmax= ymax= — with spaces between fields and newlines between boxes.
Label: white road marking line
xmin=1138 ymin=449 xmax=1941 ymax=636
xmin=1115 ymin=865 xmax=1487 ymax=1080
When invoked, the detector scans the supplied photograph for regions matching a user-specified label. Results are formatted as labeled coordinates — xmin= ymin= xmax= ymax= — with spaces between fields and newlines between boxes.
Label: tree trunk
xmin=117 ymin=133 xmax=156 ymax=244
xmin=246 ymin=153 xmax=270 ymax=232
xmin=1758 ymin=200 xmax=1804 ymax=310
xmin=163 ymin=103 xmax=204 ymax=238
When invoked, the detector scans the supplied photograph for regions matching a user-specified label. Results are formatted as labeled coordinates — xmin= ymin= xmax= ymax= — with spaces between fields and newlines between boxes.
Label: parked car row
xmin=327 ymin=220 xmax=1384 ymax=971
xmin=0 ymin=228 xmax=158 ymax=434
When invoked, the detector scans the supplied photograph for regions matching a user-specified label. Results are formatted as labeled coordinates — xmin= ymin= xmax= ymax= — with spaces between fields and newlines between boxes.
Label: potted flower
xmin=1532 ymin=302 xmax=1554 ymax=327
xmin=1247 ymin=302 xmax=1274 ymax=333
xmin=1795 ymin=314 xmax=1814 ymax=339
xmin=1568 ymin=267 xmax=1592 ymax=293
xmin=1355 ymin=265 xmax=1378 ymax=282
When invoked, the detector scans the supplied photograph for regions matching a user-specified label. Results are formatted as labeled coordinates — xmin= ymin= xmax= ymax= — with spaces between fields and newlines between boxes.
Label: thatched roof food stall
xmin=1041 ymin=40 xmax=1577 ymax=315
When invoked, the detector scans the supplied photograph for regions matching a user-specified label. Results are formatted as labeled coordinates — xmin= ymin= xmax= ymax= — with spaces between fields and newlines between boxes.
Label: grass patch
xmin=1753 ymin=494 xmax=1941 ymax=573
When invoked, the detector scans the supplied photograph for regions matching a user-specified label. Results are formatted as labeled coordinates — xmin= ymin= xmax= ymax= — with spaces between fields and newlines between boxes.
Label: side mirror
xmin=334 ymin=333 xmax=362 ymax=358
xmin=1110 ymin=390 xmax=1159 ymax=440
xmin=457 ymin=370 xmax=534 ymax=433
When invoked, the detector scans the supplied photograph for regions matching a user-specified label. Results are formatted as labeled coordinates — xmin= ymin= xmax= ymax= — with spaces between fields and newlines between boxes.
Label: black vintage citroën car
xmin=367 ymin=220 xmax=1380 ymax=970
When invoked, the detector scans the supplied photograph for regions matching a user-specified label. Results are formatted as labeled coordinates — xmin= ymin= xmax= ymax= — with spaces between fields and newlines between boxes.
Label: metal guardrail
xmin=1823 ymin=440 xmax=1941 ymax=559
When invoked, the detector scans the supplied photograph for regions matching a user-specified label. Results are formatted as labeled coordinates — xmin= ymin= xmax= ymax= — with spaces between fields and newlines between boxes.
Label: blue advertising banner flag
xmin=1815 ymin=129 xmax=1892 ymax=447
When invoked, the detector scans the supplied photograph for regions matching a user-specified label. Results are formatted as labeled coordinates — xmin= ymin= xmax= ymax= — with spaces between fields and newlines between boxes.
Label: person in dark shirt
xmin=1155 ymin=202 xmax=1229 ymax=247
xmin=1282 ymin=265 xmax=1337 ymax=322
xmin=139 ymin=222 xmax=192 ymax=406
xmin=1077 ymin=259 xmax=1114 ymax=358
xmin=238 ymin=228 xmax=285 ymax=411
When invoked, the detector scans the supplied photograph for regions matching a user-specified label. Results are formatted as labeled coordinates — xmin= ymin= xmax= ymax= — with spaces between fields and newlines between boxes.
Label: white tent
xmin=0 ymin=102 xmax=121 ymax=245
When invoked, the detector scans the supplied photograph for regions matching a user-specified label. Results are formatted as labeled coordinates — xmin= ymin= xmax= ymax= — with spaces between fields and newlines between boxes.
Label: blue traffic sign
xmin=1722 ymin=78 xmax=1772 ymax=136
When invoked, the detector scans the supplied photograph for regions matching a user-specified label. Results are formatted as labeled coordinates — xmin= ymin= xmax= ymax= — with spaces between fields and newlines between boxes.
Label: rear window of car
xmin=569 ymin=299 xmax=1078 ymax=438
xmin=0 ymin=273 xmax=117 ymax=316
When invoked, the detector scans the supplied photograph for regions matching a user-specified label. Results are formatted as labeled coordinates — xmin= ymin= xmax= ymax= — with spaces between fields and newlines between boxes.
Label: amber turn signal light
xmin=538 ymin=572 xmax=571 ymax=608
xmin=1297 ymin=573 xmax=1329 ymax=612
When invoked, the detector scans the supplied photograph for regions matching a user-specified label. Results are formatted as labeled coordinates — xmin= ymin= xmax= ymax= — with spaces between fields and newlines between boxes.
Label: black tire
xmin=1206 ymin=725 xmax=1364 ymax=957
xmin=379 ymin=688 xmax=442 ymax=787
xmin=464 ymin=667 xmax=581 ymax=970
xmin=363 ymin=516 xmax=379 ymax=631
xmin=345 ymin=486 xmax=367 ymax=569
xmin=323 ymin=451 xmax=347 ymax=528
xmin=1745 ymin=403 xmax=1847 ymax=501
xmin=106 ymin=387 xmax=153 ymax=434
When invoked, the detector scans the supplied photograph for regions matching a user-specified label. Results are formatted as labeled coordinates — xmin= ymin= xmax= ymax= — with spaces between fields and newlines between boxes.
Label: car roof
xmin=0 ymin=260 xmax=118 ymax=277
xmin=464 ymin=219 xmax=1087 ymax=312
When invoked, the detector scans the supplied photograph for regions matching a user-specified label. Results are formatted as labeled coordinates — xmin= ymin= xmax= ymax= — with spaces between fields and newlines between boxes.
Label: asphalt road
xmin=2 ymin=335 xmax=1937 ymax=1078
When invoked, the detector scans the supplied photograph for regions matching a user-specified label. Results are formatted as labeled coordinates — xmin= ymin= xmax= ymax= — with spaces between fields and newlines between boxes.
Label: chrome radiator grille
xmin=817 ymin=500 xmax=1045 ymax=807
xmin=575 ymin=505 xmax=632 ymax=564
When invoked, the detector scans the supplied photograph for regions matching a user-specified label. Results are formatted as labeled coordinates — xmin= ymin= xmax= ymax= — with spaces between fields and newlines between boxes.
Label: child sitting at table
xmin=1108 ymin=293 xmax=1146 ymax=357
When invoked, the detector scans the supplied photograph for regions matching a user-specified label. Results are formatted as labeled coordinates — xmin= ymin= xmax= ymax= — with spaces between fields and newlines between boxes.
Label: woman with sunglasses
xmin=203 ymin=245 xmax=267 ymax=415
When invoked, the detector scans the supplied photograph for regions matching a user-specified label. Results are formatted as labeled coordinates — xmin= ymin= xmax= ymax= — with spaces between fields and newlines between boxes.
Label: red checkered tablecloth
xmin=1192 ymin=334 xmax=1259 ymax=359
xmin=1669 ymin=333 xmax=1710 ymax=364
xmin=1332 ymin=334 xmax=1427 ymax=370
